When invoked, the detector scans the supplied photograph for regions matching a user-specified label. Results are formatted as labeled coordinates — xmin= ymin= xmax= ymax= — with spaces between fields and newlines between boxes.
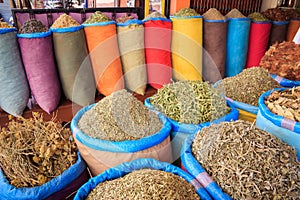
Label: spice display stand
xmin=0 ymin=2 xmax=157 ymax=127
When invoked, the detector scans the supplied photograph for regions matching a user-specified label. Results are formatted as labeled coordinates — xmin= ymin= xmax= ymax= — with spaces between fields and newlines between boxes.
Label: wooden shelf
xmin=0 ymin=86 xmax=157 ymax=127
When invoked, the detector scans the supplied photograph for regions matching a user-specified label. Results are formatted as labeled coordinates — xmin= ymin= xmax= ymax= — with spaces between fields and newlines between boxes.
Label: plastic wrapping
xmin=203 ymin=19 xmax=228 ymax=82
xmin=268 ymin=21 xmax=289 ymax=46
xmin=0 ymin=152 xmax=87 ymax=200
xmin=117 ymin=20 xmax=147 ymax=95
xmin=182 ymin=135 xmax=232 ymax=200
xmin=74 ymin=158 xmax=212 ymax=200
xmin=17 ymin=30 xmax=61 ymax=113
xmin=170 ymin=16 xmax=203 ymax=81
xmin=225 ymin=18 xmax=251 ymax=77
xmin=51 ymin=26 xmax=96 ymax=106
xmin=144 ymin=98 xmax=239 ymax=162
xmin=145 ymin=98 xmax=239 ymax=134
xmin=256 ymin=88 xmax=300 ymax=158
xmin=271 ymin=74 xmax=300 ymax=87
xmin=286 ymin=19 xmax=300 ymax=41
xmin=83 ymin=21 xmax=124 ymax=96
xmin=143 ymin=18 xmax=172 ymax=89
xmin=71 ymin=103 xmax=173 ymax=175
xmin=0 ymin=28 xmax=29 ymax=116
xmin=245 ymin=21 xmax=272 ymax=68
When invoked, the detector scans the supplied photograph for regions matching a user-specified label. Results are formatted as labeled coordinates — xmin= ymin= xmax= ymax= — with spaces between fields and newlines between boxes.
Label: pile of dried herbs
xmin=0 ymin=22 xmax=13 ymax=28
xmin=248 ymin=12 xmax=269 ymax=22
xmin=226 ymin=9 xmax=246 ymax=18
xmin=86 ymin=169 xmax=200 ymax=200
xmin=202 ymin=8 xmax=225 ymax=20
xmin=173 ymin=8 xmax=200 ymax=17
xmin=192 ymin=120 xmax=300 ymax=199
xmin=84 ymin=11 xmax=111 ymax=24
xmin=265 ymin=86 xmax=300 ymax=122
xmin=150 ymin=80 xmax=230 ymax=124
xmin=78 ymin=89 xmax=162 ymax=141
xmin=262 ymin=8 xmax=290 ymax=21
xmin=144 ymin=11 xmax=167 ymax=19
xmin=116 ymin=15 xmax=135 ymax=23
xmin=51 ymin=14 xmax=80 ymax=28
xmin=260 ymin=41 xmax=300 ymax=81
xmin=19 ymin=19 xmax=48 ymax=34
xmin=0 ymin=113 xmax=78 ymax=188
xmin=217 ymin=67 xmax=281 ymax=106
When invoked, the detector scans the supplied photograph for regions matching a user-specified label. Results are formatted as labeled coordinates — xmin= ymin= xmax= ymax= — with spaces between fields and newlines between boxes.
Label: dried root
xmin=0 ymin=112 xmax=78 ymax=188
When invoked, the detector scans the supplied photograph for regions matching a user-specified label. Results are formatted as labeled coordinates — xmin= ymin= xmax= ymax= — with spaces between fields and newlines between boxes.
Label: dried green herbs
xmin=86 ymin=169 xmax=200 ymax=200
xmin=203 ymin=8 xmax=226 ymax=20
xmin=51 ymin=14 xmax=80 ymax=28
xmin=226 ymin=9 xmax=246 ymax=18
xmin=19 ymin=19 xmax=48 ymax=34
xmin=192 ymin=120 xmax=300 ymax=199
xmin=145 ymin=11 xmax=167 ymax=19
xmin=0 ymin=113 xmax=78 ymax=187
xmin=265 ymin=87 xmax=300 ymax=122
xmin=78 ymin=89 xmax=162 ymax=141
xmin=150 ymin=80 xmax=230 ymax=124
xmin=248 ymin=12 xmax=269 ymax=22
xmin=173 ymin=8 xmax=200 ymax=17
xmin=84 ymin=11 xmax=111 ymax=24
xmin=217 ymin=67 xmax=281 ymax=106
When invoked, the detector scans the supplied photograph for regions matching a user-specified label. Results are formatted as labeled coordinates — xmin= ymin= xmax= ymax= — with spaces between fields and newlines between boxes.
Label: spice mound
xmin=248 ymin=12 xmax=269 ymax=22
xmin=78 ymin=89 xmax=162 ymax=141
xmin=260 ymin=41 xmax=300 ymax=81
xmin=226 ymin=9 xmax=246 ymax=18
xmin=51 ymin=13 xmax=80 ymax=28
xmin=116 ymin=15 xmax=135 ymax=23
xmin=217 ymin=67 xmax=281 ymax=106
xmin=145 ymin=11 xmax=167 ymax=19
xmin=262 ymin=8 xmax=290 ymax=21
xmin=86 ymin=169 xmax=200 ymax=200
xmin=173 ymin=8 xmax=200 ymax=17
xmin=0 ymin=22 xmax=13 ymax=28
xmin=265 ymin=87 xmax=300 ymax=122
xmin=203 ymin=8 xmax=226 ymax=20
xmin=19 ymin=19 xmax=48 ymax=34
xmin=0 ymin=113 xmax=78 ymax=188
xmin=84 ymin=11 xmax=111 ymax=24
xmin=192 ymin=120 xmax=300 ymax=200
xmin=150 ymin=80 xmax=230 ymax=124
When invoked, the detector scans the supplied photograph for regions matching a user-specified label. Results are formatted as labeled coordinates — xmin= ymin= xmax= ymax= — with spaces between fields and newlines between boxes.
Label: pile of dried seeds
xmin=19 ymin=19 xmax=48 ymax=34
xmin=217 ymin=67 xmax=281 ymax=106
xmin=150 ymin=80 xmax=230 ymax=124
xmin=203 ymin=8 xmax=226 ymax=20
xmin=226 ymin=9 xmax=246 ymax=18
xmin=51 ymin=14 xmax=80 ymax=28
xmin=84 ymin=11 xmax=111 ymax=24
xmin=265 ymin=86 xmax=300 ymax=122
xmin=86 ymin=169 xmax=200 ymax=200
xmin=0 ymin=112 xmax=78 ymax=187
xmin=192 ymin=120 xmax=300 ymax=199
xmin=78 ymin=90 xmax=162 ymax=141
xmin=173 ymin=8 xmax=200 ymax=17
